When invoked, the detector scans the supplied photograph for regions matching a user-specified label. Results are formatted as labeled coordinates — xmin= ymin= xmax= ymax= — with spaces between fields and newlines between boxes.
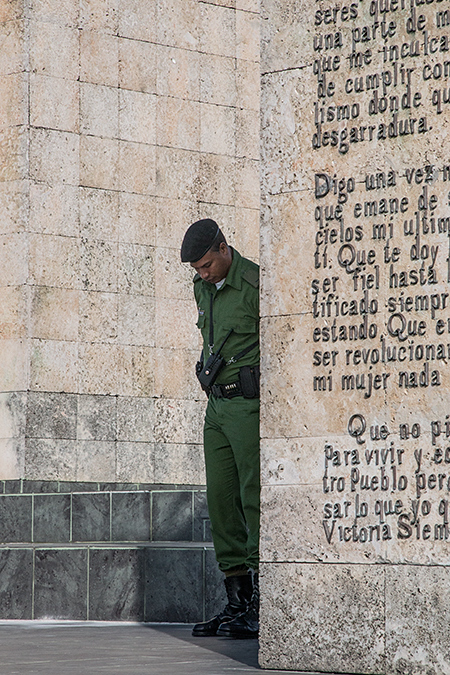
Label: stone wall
xmin=260 ymin=1 xmax=450 ymax=673
xmin=0 ymin=0 xmax=260 ymax=485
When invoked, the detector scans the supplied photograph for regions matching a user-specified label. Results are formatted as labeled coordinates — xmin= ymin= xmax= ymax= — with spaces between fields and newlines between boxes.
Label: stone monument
xmin=260 ymin=0 xmax=450 ymax=673
xmin=0 ymin=0 xmax=260 ymax=622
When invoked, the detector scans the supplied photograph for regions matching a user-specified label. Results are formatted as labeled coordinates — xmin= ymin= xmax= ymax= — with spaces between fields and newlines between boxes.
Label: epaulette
xmin=242 ymin=267 xmax=259 ymax=288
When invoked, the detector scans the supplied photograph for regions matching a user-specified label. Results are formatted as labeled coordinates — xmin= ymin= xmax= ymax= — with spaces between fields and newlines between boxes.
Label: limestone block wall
xmin=0 ymin=0 xmax=260 ymax=484
xmin=260 ymin=1 xmax=450 ymax=673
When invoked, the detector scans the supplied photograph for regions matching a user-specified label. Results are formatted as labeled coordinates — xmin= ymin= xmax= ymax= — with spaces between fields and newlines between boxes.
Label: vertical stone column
xmin=0 ymin=0 xmax=260 ymax=486
xmin=260 ymin=1 xmax=450 ymax=673
xmin=0 ymin=2 xmax=29 ymax=476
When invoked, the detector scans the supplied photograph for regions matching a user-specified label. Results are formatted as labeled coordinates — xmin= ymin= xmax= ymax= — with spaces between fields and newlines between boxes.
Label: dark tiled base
xmin=0 ymin=544 xmax=225 ymax=622
xmin=0 ymin=480 xmax=227 ymax=622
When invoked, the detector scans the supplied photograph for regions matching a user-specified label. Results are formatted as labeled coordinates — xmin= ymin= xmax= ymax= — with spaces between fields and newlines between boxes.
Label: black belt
xmin=210 ymin=380 xmax=243 ymax=399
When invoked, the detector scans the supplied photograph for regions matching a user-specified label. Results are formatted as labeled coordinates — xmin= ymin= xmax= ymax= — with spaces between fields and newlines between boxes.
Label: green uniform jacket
xmin=194 ymin=248 xmax=260 ymax=385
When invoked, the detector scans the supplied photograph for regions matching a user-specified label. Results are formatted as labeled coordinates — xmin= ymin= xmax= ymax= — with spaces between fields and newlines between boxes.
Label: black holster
xmin=239 ymin=365 xmax=260 ymax=398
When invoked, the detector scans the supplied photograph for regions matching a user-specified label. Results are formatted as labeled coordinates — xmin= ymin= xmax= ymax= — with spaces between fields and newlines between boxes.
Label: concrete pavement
xmin=0 ymin=622 xmax=319 ymax=675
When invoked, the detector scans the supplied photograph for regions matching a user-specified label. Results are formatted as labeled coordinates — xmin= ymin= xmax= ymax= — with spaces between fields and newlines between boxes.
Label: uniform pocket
xmin=227 ymin=318 xmax=258 ymax=334
xmin=196 ymin=313 xmax=206 ymax=329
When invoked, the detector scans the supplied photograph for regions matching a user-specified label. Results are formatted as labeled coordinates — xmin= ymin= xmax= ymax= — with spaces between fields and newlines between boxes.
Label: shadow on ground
xmin=147 ymin=623 xmax=260 ymax=669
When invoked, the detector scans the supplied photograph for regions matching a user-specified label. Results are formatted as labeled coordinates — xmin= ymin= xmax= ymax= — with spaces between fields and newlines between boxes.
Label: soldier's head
xmin=181 ymin=219 xmax=232 ymax=283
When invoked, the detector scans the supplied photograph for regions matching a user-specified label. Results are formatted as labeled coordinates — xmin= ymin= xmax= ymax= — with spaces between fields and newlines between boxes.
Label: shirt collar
xmin=219 ymin=247 xmax=242 ymax=291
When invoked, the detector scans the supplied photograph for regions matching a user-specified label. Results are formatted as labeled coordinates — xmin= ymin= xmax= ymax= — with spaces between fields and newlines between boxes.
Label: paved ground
xmin=0 ymin=622 xmax=319 ymax=675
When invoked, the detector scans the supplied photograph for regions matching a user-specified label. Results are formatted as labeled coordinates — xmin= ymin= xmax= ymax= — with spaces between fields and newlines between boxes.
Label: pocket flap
xmin=196 ymin=313 xmax=206 ymax=328
xmin=227 ymin=318 xmax=258 ymax=334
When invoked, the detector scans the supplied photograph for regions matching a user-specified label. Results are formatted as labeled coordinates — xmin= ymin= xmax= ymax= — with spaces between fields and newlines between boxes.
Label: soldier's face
xmin=191 ymin=243 xmax=232 ymax=284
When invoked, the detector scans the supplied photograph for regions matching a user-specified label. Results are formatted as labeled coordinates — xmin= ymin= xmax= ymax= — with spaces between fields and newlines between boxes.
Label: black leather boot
xmin=192 ymin=574 xmax=253 ymax=637
xmin=217 ymin=572 xmax=259 ymax=638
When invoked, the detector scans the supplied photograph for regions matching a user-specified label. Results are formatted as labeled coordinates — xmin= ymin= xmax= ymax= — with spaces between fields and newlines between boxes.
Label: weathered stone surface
xmin=29 ymin=340 xmax=78 ymax=392
xmin=77 ymin=394 xmax=117 ymax=441
xmin=119 ymin=90 xmax=156 ymax=145
xmin=118 ymin=0 xmax=156 ymax=42
xmin=200 ymin=54 xmax=236 ymax=107
xmin=0 ymin=339 xmax=28 ymax=391
xmin=156 ymin=97 xmax=200 ymax=152
xmin=80 ymin=135 xmax=119 ymax=190
xmin=118 ymin=140 xmax=156 ymax=195
xmin=80 ymin=82 xmax=119 ymax=138
xmin=200 ymin=104 xmax=235 ymax=157
xmin=77 ymin=440 xmax=116 ymax=482
xmin=200 ymin=3 xmax=235 ymax=59
xmin=28 ymin=233 xmax=80 ymax=288
xmin=157 ymin=0 xmax=199 ymax=51
xmin=0 ymin=0 xmax=261 ymax=497
xmin=30 ymin=21 xmax=79 ymax=79
xmin=385 ymin=565 xmax=450 ymax=674
xmin=0 ymin=181 xmax=28 ymax=234
xmin=79 ymin=0 xmax=118 ymax=34
xmin=30 ymin=128 xmax=79 ymax=186
xmin=118 ymin=193 xmax=156 ymax=246
xmin=80 ymin=29 xmax=118 ymax=87
xmin=259 ymin=562 xmax=385 ymax=674
xmin=119 ymin=38 xmax=157 ymax=94
xmin=0 ymin=73 xmax=27 ymax=129
xmin=30 ymin=74 xmax=79 ymax=132
xmin=156 ymin=44 xmax=200 ymax=101
xmin=0 ymin=319 xmax=21 ymax=372
xmin=260 ymin=0 xmax=450 ymax=672
xmin=79 ymin=187 xmax=119 ymax=241
xmin=0 ymin=21 xmax=27 ymax=76
xmin=30 ymin=287 xmax=78 ymax=341
xmin=29 ymin=183 xmax=78 ymax=236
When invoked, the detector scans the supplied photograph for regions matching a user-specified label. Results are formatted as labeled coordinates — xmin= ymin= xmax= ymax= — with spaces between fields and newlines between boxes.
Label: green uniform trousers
xmin=203 ymin=394 xmax=260 ymax=573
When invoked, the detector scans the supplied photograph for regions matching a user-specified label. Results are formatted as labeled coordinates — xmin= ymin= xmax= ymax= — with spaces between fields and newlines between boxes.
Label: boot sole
xmin=216 ymin=628 xmax=258 ymax=639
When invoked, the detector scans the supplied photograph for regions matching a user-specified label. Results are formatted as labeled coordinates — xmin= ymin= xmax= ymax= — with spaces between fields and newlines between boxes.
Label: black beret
xmin=181 ymin=219 xmax=220 ymax=263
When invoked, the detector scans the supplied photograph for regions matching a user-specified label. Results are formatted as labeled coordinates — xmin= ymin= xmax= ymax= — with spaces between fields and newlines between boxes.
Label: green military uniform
xmin=194 ymin=248 xmax=260 ymax=573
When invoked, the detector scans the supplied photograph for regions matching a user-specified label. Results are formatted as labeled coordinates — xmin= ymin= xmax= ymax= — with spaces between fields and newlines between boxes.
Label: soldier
xmin=181 ymin=218 xmax=260 ymax=639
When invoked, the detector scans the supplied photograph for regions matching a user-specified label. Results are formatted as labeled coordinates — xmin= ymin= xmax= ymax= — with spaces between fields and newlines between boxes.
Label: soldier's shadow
xmin=148 ymin=624 xmax=259 ymax=668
